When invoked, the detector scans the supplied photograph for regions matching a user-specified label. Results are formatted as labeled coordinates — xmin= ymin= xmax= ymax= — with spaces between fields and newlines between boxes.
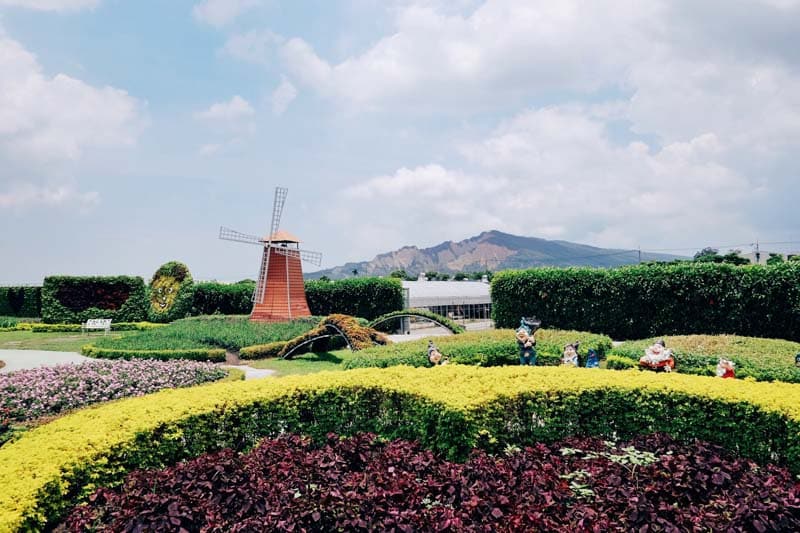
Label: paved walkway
xmin=0 ymin=350 xmax=274 ymax=380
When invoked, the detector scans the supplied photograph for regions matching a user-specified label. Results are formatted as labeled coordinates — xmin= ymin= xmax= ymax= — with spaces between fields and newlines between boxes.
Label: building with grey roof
xmin=401 ymin=280 xmax=492 ymax=321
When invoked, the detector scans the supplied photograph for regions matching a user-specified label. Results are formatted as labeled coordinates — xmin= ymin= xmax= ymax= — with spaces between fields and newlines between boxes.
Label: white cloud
xmin=0 ymin=34 xmax=144 ymax=211
xmin=270 ymin=77 xmax=296 ymax=115
xmin=0 ymin=182 xmax=98 ymax=209
xmin=194 ymin=95 xmax=254 ymax=122
xmin=0 ymin=0 xmax=99 ymax=11
xmin=221 ymin=29 xmax=283 ymax=65
xmin=192 ymin=0 xmax=260 ymax=28
xmin=340 ymin=106 xmax=757 ymax=255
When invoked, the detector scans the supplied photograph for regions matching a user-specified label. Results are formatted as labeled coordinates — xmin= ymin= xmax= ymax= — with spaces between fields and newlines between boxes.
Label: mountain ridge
xmin=307 ymin=230 xmax=684 ymax=279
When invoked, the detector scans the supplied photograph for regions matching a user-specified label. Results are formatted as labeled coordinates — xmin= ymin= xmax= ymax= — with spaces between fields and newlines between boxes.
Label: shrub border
xmin=81 ymin=345 xmax=225 ymax=362
xmin=0 ymin=366 xmax=798 ymax=531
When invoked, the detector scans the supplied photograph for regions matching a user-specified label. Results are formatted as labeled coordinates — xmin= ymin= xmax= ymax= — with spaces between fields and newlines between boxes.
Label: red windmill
xmin=220 ymin=187 xmax=322 ymax=322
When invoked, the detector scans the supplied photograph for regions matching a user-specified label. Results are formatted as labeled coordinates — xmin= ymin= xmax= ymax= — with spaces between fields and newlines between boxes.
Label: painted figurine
xmin=562 ymin=342 xmax=580 ymax=367
xmin=716 ymin=358 xmax=736 ymax=379
xmin=516 ymin=316 xmax=541 ymax=366
xmin=639 ymin=339 xmax=675 ymax=372
xmin=585 ymin=349 xmax=600 ymax=368
xmin=427 ymin=340 xmax=447 ymax=365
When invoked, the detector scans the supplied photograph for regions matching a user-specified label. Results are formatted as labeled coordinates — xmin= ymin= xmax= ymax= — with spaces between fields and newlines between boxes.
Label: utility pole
xmin=637 ymin=246 xmax=641 ymax=264
xmin=754 ymin=240 xmax=761 ymax=264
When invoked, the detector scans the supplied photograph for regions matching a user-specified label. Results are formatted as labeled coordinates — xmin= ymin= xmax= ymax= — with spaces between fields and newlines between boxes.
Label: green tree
xmin=389 ymin=269 xmax=408 ymax=279
xmin=766 ymin=253 xmax=785 ymax=266
xmin=453 ymin=272 xmax=468 ymax=281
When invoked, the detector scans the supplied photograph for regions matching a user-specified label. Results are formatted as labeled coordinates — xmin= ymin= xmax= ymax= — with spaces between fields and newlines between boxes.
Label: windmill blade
xmin=269 ymin=187 xmax=288 ymax=240
xmin=273 ymin=247 xmax=323 ymax=266
xmin=219 ymin=226 xmax=263 ymax=245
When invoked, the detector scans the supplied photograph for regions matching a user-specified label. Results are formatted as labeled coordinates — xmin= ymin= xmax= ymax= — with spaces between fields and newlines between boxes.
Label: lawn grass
xmin=246 ymin=350 xmax=360 ymax=376
xmin=93 ymin=316 xmax=319 ymax=352
xmin=0 ymin=331 xmax=133 ymax=352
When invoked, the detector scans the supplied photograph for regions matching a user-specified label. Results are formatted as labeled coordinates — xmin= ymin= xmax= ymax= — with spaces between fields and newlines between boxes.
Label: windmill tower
xmin=220 ymin=187 xmax=322 ymax=322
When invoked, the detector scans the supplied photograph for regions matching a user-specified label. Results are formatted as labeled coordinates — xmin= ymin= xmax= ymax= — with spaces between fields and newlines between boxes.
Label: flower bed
xmin=0 ymin=359 xmax=227 ymax=427
xmin=1 ymin=366 xmax=798 ymax=530
xmin=64 ymin=432 xmax=800 ymax=532
xmin=610 ymin=335 xmax=800 ymax=383
xmin=343 ymin=329 xmax=613 ymax=369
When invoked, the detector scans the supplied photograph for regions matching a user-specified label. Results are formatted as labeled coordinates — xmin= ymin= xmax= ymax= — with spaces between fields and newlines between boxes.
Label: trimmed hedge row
xmin=42 ymin=276 xmax=148 ymax=324
xmin=25 ymin=322 xmax=166 ymax=333
xmin=305 ymin=278 xmax=404 ymax=320
xmin=81 ymin=345 xmax=226 ymax=362
xmin=491 ymin=262 xmax=800 ymax=341
xmin=0 ymin=287 xmax=41 ymax=318
xmin=368 ymin=308 xmax=466 ymax=334
xmin=0 ymin=366 xmax=798 ymax=530
xmin=343 ymin=329 xmax=613 ymax=369
xmin=609 ymin=335 xmax=800 ymax=383
xmin=190 ymin=281 xmax=255 ymax=316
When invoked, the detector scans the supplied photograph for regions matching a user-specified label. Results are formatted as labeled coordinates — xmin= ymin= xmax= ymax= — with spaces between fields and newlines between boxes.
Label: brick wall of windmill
xmin=250 ymin=248 xmax=312 ymax=322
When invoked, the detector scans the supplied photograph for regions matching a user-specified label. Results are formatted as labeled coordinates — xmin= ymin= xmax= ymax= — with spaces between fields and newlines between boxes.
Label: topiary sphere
xmin=148 ymin=261 xmax=194 ymax=323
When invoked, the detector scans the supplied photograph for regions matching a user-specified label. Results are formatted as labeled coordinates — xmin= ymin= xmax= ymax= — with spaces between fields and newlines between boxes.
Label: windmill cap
xmin=264 ymin=230 xmax=300 ymax=243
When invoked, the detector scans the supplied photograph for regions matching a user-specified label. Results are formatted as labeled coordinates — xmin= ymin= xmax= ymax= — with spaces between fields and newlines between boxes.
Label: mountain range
xmin=307 ymin=230 xmax=684 ymax=279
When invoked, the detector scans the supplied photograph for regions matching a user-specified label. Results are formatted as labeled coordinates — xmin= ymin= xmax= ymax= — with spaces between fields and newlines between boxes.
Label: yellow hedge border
xmin=0 ymin=366 xmax=798 ymax=531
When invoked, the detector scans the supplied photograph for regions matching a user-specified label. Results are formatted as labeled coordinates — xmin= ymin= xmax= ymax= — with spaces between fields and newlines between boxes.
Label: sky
xmin=1 ymin=0 xmax=799 ymax=284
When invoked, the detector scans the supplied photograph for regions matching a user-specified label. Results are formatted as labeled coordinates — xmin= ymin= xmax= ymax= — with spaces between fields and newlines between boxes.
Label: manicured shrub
xmin=64 ymin=433 xmax=800 ymax=532
xmin=239 ymin=341 xmax=286 ymax=359
xmin=606 ymin=354 xmax=637 ymax=370
xmin=610 ymin=334 xmax=800 ymax=383
xmin=0 ymin=287 xmax=41 ymax=318
xmin=368 ymin=308 xmax=466 ymax=334
xmin=191 ymin=281 xmax=255 ymax=316
xmin=278 ymin=314 xmax=390 ymax=359
xmin=28 ymin=322 xmax=165 ymax=333
xmin=1 ymin=366 xmax=798 ymax=531
xmin=0 ymin=360 xmax=228 ymax=428
xmin=343 ymin=329 xmax=613 ymax=369
xmin=147 ymin=261 xmax=194 ymax=323
xmin=41 ymin=276 xmax=147 ymax=324
xmin=81 ymin=345 xmax=226 ymax=362
xmin=305 ymin=277 xmax=404 ymax=320
xmin=491 ymin=262 xmax=800 ymax=341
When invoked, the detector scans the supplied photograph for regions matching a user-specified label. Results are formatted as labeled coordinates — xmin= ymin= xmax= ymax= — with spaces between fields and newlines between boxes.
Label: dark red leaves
xmin=65 ymin=433 xmax=800 ymax=532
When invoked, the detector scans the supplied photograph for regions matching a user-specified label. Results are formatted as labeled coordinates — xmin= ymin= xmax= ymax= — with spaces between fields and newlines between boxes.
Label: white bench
xmin=82 ymin=318 xmax=112 ymax=335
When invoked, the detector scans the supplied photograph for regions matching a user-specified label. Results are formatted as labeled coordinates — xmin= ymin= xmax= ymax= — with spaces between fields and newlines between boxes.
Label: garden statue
xmin=639 ymin=339 xmax=675 ymax=372
xmin=795 ymin=353 xmax=800 ymax=368
xmin=585 ymin=349 xmax=600 ymax=368
xmin=427 ymin=340 xmax=448 ymax=365
xmin=716 ymin=358 xmax=736 ymax=379
xmin=516 ymin=316 xmax=541 ymax=366
xmin=562 ymin=342 xmax=580 ymax=367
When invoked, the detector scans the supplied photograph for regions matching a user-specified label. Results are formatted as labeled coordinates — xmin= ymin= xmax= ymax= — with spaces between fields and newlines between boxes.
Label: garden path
xmin=0 ymin=349 xmax=275 ymax=380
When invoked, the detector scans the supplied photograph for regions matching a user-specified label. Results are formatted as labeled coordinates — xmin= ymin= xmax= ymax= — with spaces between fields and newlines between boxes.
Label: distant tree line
xmin=387 ymin=269 xmax=494 ymax=281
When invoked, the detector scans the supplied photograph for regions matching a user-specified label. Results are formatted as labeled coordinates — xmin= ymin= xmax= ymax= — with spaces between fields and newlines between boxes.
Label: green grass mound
xmin=344 ymin=329 xmax=613 ymax=369
xmin=2 ymin=366 xmax=797 ymax=530
xmin=610 ymin=335 xmax=800 ymax=383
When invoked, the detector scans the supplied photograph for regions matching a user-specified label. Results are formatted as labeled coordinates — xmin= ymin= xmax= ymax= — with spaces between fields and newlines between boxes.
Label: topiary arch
xmin=368 ymin=308 xmax=465 ymax=335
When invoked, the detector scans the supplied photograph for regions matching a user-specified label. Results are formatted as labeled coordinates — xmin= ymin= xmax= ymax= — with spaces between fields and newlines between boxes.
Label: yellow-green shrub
xmin=0 ymin=366 xmax=798 ymax=531
xmin=239 ymin=341 xmax=286 ymax=359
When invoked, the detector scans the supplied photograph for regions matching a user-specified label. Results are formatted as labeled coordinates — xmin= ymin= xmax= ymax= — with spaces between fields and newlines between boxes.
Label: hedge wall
xmin=191 ymin=281 xmax=254 ymax=316
xmin=0 ymin=367 xmax=798 ymax=530
xmin=41 ymin=276 xmax=148 ymax=324
xmin=491 ymin=262 xmax=800 ymax=341
xmin=0 ymin=286 xmax=41 ymax=318
xmin=305 ymin=278 xmax=404 ymax=320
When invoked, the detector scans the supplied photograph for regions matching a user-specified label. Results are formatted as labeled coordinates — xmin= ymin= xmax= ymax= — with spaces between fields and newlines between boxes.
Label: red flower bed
xmin=66 ymin=433 xmax=800 ymax=532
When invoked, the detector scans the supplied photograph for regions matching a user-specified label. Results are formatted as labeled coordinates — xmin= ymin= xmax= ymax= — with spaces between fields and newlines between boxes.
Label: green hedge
xmin=191 ymin=281 xmax=255 ymax=316
xmin=41 ymin=276 xmax=148 ymax=324
xmin=28 ymin=322 xmax=165 ymax=333
xmin=1 ymin=367 xmax=798 ymax=530
xmin=343 ymin=329 xmax=613 ymax=370
xmin=148 ymin=261 xmax=194 ymax=323
xmin=0 ymin=286 xmax=41 ymax=317
xmin=609 ymin=335 xmax=800 ymax=383
xmin=368 ymin=308 xmax=466 ymax=334
xmin=491 ymin=262 xmax=800 ymax=341
xmin=81 ymin=344 xmax=226 ymax=362
xmin=305 ymin=278 xmax=404 ymax=320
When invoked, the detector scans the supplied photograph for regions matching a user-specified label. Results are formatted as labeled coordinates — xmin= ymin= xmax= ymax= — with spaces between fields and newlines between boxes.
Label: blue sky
xmin=1 ymin=0 xmax=799 ymax=284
